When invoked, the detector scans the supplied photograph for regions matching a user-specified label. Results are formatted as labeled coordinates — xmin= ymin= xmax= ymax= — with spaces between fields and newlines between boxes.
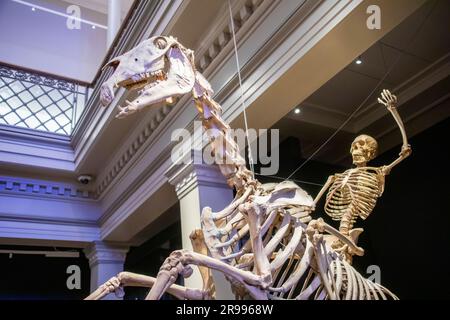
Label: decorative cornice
xmin=195 ymin=0 xmax=266 ymax=73
xmin=94 ymin=105 xmax=173 ymax=197
xmin=0 ymin=176 xmax=94 ymax=200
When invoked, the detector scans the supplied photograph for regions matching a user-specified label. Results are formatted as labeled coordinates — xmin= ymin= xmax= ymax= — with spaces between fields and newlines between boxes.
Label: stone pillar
xmin=107 ymin=0 xmax=122 ymax=47
xmin=84 ymin=241 xmax=128 ymax=300
xmin=165 ymin=150 xmax=235 ymax=299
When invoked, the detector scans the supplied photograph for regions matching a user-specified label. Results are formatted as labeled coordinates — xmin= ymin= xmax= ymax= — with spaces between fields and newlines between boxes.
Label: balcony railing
xmin=0 ymin=65 xmax=87 ymax=135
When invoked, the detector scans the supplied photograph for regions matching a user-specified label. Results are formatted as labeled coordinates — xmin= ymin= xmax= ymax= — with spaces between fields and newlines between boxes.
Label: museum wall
xmin=0 ymin=0 xmax=107 ymax=83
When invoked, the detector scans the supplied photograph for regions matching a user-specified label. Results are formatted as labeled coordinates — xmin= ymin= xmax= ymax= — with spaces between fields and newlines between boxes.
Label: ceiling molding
xmin=286 ymin=53 xmax=450 ymax=138
xmin=332 ymin=79 xmax=450 ymax=165
xmin=285 ymin=101 xmax=350 ymax=131
xmin=353 ymin=53 xmax=450 ymax=132
xmin=194 ymin=0 xmax=269 ymax=74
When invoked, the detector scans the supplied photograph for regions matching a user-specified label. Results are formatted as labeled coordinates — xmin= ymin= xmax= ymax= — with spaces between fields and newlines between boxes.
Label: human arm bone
xmin=314 ymin=175 xmax=335 ymax=205
xmin=377 ymin=89 xmax=411 ymax=174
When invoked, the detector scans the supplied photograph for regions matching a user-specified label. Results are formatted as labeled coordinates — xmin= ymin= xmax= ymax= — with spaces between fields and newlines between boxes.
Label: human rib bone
xmin=86 ymin=37 xmax=409 ymax=300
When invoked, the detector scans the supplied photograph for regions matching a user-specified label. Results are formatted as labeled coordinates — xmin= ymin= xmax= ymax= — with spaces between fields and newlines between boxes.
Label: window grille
xmin=0 ymin=65 xmax=87 ymax=135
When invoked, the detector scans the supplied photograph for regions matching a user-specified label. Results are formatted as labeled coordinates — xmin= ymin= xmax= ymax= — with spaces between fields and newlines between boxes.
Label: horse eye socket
xmin=154 ymin=37 xmax=167 ymax=50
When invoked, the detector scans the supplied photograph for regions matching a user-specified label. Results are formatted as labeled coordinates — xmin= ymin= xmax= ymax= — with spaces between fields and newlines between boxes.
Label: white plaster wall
xmin=0 ymin=0 xmax=108 ymax=83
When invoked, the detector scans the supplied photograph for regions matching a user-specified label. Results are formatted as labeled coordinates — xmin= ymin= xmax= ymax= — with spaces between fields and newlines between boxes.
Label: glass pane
xmin=58 ymin=98 xmax=72 ymax=111
xmin=63 ymin=123 xmax=72 ymax=134
xmin=38 ymin=95 xmax=52 ymax=107
xmin=6 ymin=96 xmax=22 ymax=108
xmin=18 ymin=91 xmax=33 ymax=103
xmin=46 ymin=104 xmax=61 ymax=117
xmin=4 ymin=112 xmax=20 ymax=125
xmin=0 ymin=87 xmax=14 ymax=99
xmin=29 ymin=86 xmax=44 ymax=97
xmin=14 ymin=121 xmax=28 ymax=129
xmin=44 ymin=119 xmax=60 ymax=132
xmin=48 ymin=90 xmax=63 ymax=101
xmin=0 ymin=102 xmax=12 ymax=116
xmin=25 ymin=116 xmax=41 ymax=129
xmin=10 ymin=81 xmax=25 ymax=93
xmin=16 ymin=106 xmax=31 ymax=118
xmin=28 ymin=100 xmax=42 ymax=113
xmin=36 ymin=110 xmax=51 ymax=123
xmin=55 ymin=113 xmax=70 ymax=126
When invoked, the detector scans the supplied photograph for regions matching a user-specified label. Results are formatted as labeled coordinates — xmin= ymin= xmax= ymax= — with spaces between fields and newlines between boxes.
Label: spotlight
xmin=355 ymin=56 xmax=363 ymax=65
xmin=92 ymin=25 xmax=96 ymax=29
xmin=294 ymin=108 xmax=301 ymax=114
xmin=31 ymin=7 xmax=36 ymax=11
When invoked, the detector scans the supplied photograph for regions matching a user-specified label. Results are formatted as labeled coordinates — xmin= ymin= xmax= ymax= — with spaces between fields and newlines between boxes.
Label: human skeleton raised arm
xmin=312 ymin=89 xmax=411 ymax=262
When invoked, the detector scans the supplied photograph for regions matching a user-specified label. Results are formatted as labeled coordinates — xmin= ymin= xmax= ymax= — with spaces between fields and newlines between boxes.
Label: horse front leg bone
xmin=85 ymin=271 xmax=207 ymax=300
xmin=306 ymin=224 xmax=337 ymax=300
xmin=189 ymin=229 xmax=215 ymax=297
xmin=239 ymin=202 xmax=272 ymax=283
xmin=146 ymin=250 xmax=270 ymax=300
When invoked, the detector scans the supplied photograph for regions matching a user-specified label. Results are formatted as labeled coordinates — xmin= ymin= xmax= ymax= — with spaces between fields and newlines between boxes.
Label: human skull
xmin=350 ymin=134 xmax=378 ymax=166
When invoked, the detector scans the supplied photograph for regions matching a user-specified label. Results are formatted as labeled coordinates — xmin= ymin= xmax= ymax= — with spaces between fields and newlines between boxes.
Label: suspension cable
xmin=285 ymin=0 xmax=437 ymax=181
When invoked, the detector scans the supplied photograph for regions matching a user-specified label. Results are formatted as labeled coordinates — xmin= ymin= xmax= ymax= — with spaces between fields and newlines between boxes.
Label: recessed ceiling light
xmin=31 ymin=7 xmax=36 ymax=11
xmin=92 ymin=25 xmax=96 ymax=29
xmin=294 ymin=108 xmax=301 ymax=114
xmin=355 ymin=56 xmax=363 ymax=65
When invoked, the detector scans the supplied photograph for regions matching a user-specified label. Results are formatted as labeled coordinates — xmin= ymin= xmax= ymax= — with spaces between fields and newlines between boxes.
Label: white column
xmin=165 ymin=150 xmax=235 ymax=299
xmin=107 ymin=0 xmax=122 ymax=47
xmin=84 ymin=241 xmax=128 ymax=300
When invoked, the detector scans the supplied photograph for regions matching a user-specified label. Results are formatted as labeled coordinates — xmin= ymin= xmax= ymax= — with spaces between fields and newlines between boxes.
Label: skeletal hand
xmin=377 ymin=89 xmax=397 ymax=110
xmin=116 ymin=100 xmax=138 ymax=119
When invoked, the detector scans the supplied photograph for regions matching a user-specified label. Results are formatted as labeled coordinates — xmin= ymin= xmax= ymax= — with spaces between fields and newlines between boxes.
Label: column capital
xmin=84 ymin=241 xmax=128 ymax=268
xmin=165 ymin=149 xmax=230 ymax=199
